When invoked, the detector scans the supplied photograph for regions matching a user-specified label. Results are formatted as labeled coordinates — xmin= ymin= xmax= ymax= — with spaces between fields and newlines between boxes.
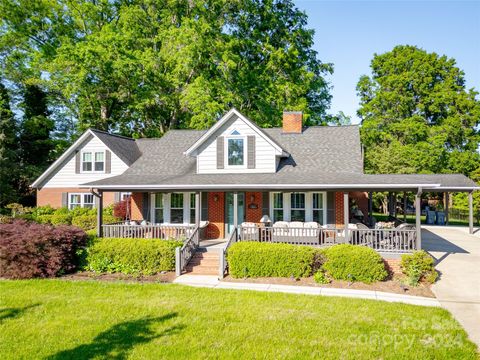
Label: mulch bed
xmin=222 ymin=275 xmax=435 ymax=298
xmin=62 ymin=271 xmax=177 ymax=283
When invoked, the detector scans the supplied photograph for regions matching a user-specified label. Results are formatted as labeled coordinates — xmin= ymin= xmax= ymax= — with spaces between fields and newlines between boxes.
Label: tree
xmin=0 ymin=0 xmax=333 ymax=137
xmin=357 ymin=45 xmax=480 ymax=176
xmin=0 ymin=81 xmax=19 ymax=206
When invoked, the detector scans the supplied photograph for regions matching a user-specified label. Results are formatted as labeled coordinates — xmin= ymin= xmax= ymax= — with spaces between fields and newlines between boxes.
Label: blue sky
xmin=295 ymin=0 xmax=480 ymax=124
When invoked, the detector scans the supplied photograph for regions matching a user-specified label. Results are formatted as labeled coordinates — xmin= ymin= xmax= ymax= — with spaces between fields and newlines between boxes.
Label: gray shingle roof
xmin=83 ymin=126 xmax=478 ymax=191
xmin=91 ymin=129 xmax=141 ymax=165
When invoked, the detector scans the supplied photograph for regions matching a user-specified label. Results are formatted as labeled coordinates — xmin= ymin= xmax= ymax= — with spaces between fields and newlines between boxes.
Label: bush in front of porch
xmin=84 ymin=238 xmax=182 ymax=275
xmin=227 ymin=242 xmax=320 ymax=278
xmin=322 ymin=244 xmax=388 ymax=284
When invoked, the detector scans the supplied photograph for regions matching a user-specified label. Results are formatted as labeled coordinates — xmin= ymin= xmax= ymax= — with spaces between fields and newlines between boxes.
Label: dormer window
xmin=82 ymin=151 xmax=105 ymax=172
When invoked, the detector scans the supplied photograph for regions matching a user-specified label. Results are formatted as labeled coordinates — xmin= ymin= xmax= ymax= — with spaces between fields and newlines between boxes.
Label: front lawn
xmin=0 ymin=280 xmax=477 ymax=359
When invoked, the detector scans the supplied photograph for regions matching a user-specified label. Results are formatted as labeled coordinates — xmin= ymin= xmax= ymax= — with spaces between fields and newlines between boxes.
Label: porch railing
xmin=175 ymin=226 xmax=200 ymax=276
xmin=102 ymin=222 xmax=195 ymax=240
xmin=219 ymin=227 xmax=238 ymax=279
xmin=237 ymin=225 xmax=417 ymax=253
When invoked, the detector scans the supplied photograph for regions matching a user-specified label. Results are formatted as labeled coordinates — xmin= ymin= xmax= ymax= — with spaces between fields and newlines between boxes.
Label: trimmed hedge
xmin=0 ymin=220 xmax=87 ymax=279
xmin=71 ymin=214 xmax=119 ymax=230
xmin=322 ymin=244 xmax=388 ymax=283
xmin=85 ymin=238 xmax=182 ymax=275
xmin=401 ymin=251 xmax=438 ymax=286
xmin=227 ymin=242 xmax=319 ymax=278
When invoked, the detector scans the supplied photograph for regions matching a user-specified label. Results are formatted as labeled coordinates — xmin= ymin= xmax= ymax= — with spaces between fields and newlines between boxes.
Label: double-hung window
xmin=290 ymin=192 xmax=306 ymax=222
xmin=226 ymin=130 xmax=245 ymax=167
xmin=190 ymin=193 xmax=196 ymax=224
xmin=272 ymin=192 xmax=284 ymax=223
xmin=69 ymin=193 xmax=95 ymax=210
xmin=312 ymin=193 xmax=325 ymax=225
xmin=82 ymin=151 xmax=105 ymax=172
xmin=154 ymin=193 xmax=164 ymax=223
xmin=170 ymin=193 xmax=184 ymax=224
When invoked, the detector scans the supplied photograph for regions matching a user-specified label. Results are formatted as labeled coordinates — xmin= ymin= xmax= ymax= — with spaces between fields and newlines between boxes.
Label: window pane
xmin=291 ymin=209 xmax=305 ymax=222
xmin=84 ymin=194 xmax=94 ymax=204
xmin=190 ymin=193 xmax=195 ymax=208
xmin=291 ymin=193 xmax=305 ymax=209
xmin=95 ymin=152 xmax=104 ymax=161
xmin=94 ymin=162 xmax=104 ymax=171
xmin=70 ymin=194 xmax=81 ymax=204
xmin=313 ymin=193 xmax=324 ymax=209
xmin=273 ymin=209 xmax=283 ymax=222
xmin=228 ymin=138 xmax=244 ymax=166
xmin=273 ymin=193 xmax=283 ymax=209
xmin=190 ymin=209 xmax=195 ymax=224
xmin=82 ymin=152 xmax=92 ymax=162
xmin=313 ymin=210 xmax=324 ymax=225
xmin=171 ymin=193 xmax=183 ymax=208
xmin=155 ymin=209 xmax=164 ymax=223
xmin=171 ymin=209 xmax=183 ymax=224
xmin=155 ymin=194 xmax=163 ymax=208
xmin=82 ymin=161 xmax=92 ymax=171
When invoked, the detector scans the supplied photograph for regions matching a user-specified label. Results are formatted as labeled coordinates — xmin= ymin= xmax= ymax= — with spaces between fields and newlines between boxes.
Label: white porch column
xmin=415 ymin=188 xmax=422 ymax=249
xmin=96 ymin=190 xmax=103 ymax=238
xmin=403 ymin=192 xmax=407 ymax=222
xmin=195 ymin=191 xmax=201 ymax=228
xmin=445 ymin=192 xmax=449 ymax=225
xmin=343 ymin=192 xmax=349 ymax=239
xmin=233 ymin=192 xmax=238 ymax=228
xmin=468 ymin=192 xmax=474 ymax=234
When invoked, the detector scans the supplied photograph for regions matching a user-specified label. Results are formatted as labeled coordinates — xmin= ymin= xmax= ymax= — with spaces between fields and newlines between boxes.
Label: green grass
xmin=0 ymin=280 xmax=477 ymax=359
xmin=372 ymin=212 xmax=478 ymax=226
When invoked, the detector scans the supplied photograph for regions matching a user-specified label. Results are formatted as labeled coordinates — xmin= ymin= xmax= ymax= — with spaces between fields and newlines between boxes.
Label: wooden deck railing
xmin=102 ymin=222 xmax=195 ymax=240
xmin=175 ymin=226 xmax=200 ymax=276
xmin=237 ymin=225 xmax=417 ymax=253
xmin=219 ymin=227 xmax=238 ymax=279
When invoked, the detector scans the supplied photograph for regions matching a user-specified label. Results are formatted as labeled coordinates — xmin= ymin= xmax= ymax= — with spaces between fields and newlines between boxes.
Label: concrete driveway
xmin=422 ymin=226 xmax=480 ymax=348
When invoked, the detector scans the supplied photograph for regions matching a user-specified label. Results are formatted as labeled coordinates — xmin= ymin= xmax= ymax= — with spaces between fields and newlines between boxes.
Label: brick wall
xmin=130 ymin=192 xmax=144 ymax=220
xmin=335 ymin=192 xmax=344 ymax=226
xmin=37 ymin=188 xmax=115 ymax=208
xmin=282 ymin=111 xmax=303 ymax=133
xmin=383 ymin=258 xmax=402 ymax=276
xmin=245 ymin=192 xmax=263 ymax=223
xmin=207 ymin=192 xmax=225 ymax=239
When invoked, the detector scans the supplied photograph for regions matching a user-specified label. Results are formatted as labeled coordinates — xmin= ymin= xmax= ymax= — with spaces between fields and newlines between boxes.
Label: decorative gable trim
xmin=184 ymin=108 xmax=289 ymax=157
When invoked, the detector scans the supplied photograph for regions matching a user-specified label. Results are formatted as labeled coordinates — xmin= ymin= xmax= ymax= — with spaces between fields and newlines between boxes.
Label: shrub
xmin=401 ymin=251 xmax=438 ymax=286
xmin=50 ymin=213 xmax=72 ymax=226
xmin=322 ymin=244 xmax=388 ymax=283
xmin=36 ymin=214 xmax=54 ymax=224
xmin=0 ymin=220 xmax=87 ymax=279
xmin=0 ymin=215 xmax=13 ymax=223
xmin=70 ymin=207 xmax=96 ymax=217
xmin=313 ymin=270 xmax=330 ymax=284
xmin=71 ymin=214 xmax=119 ymax=230
xmin=227 ymin=242 xmax=317 ymax=278
xmin=53 ymin=207 xmax=70 ymax=215
xmin=85 ymin=238 xmax=182 ymax=275
xmin=32 ymin=205 xmax=56 ymax=218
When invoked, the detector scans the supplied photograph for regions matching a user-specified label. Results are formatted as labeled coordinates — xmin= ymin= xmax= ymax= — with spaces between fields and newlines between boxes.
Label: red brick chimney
xmin=282 ymin=111 xmax=303 ymax=134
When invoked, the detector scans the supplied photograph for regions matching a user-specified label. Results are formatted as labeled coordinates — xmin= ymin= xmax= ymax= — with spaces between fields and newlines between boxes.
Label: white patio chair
xmin=240 ymin=222 xmax=259 ymax=241
xmin=272 ymin=221 xmax=289 ymax=242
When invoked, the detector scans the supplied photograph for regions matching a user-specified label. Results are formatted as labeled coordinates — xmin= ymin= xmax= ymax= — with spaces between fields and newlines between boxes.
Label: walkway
xmin=174 ymin=275 xmax=440 ymax=307
xmin=422 ymin=226 xmax=480 ymax=348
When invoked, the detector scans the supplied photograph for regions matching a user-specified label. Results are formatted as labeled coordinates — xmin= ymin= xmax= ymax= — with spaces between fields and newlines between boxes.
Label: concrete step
xmin=185 ymin=267 xmax=218 ymax=275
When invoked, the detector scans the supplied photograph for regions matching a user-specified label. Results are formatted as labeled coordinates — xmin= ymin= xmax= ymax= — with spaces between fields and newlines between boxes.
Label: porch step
xmin=185 ymin=249 xmax=220 ymax=275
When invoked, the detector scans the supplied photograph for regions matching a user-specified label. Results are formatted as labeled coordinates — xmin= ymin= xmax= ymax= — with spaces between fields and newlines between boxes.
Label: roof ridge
xmin=90 ymin=128 xmax=135 ymax=141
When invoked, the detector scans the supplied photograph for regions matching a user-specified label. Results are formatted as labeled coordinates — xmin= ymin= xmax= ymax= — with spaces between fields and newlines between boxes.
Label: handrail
xmin=175 ymin=226 xmax=200 ymax=276
xmin=219 ymin=227 xmax=238 ymax=279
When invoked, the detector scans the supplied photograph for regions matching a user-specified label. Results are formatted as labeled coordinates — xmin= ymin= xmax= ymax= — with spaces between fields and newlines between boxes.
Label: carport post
xmin=96 ymin=190 xmax=103 ymax=238
xmin=403 ymin=192 xmax=407 ymax=222
xmin=415 ymin=188 xmax=422 ymax=249
xmin=343 ymin=192 xmax=349 ymax=240
xmin=445 ymin=192 xmax=449 ymax=225
xmin=468 ymin=192 xmax=473 ymax=234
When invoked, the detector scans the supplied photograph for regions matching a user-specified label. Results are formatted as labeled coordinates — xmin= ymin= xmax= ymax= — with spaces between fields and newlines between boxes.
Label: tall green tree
xmin=357 ymin=45 xmax=480 ymax=176
xmin=0 ymin=82 xmax=19 ymax=206
xmin=0 ymin=0 xmax=334 ymax=138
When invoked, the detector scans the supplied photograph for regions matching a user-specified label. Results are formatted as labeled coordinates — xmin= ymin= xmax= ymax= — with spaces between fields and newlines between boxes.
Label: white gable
xmin=34 ymin=132 xmax=129 ymax=188
xmin=196 ymin=114 xmax=279 ymax=174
